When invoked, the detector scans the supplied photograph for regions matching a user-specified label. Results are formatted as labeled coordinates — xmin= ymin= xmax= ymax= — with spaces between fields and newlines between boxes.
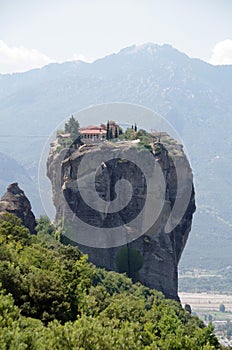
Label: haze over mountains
xmin=0 ymin=43 xmax=231 ymax=269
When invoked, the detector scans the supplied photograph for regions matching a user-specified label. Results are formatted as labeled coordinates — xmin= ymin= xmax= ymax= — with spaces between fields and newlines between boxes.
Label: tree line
xmin=0 ymin=213 xmax=224 ymax=349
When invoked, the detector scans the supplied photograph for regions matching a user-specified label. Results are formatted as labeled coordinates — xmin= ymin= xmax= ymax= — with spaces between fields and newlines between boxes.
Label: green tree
xmin=64 ymin=115 xmax=80 ymax=142
xmin=0 ymin=213 xmax=223 ymax=349
xmin=109 ymin=127 xmax=113 ymax=140
xmin=106 ymin=120 xmax=110 ymax=140
xmin=36 ymin=215 xmax=55 ymax=236
xmin=114 ymin=127 xmax=118 ymax=139
xmin=219 ymin=303 xmax=225 ymax=312
xmin=115 ymin=246 xmax=144 ymax=280
xmin=185 ymin=303 xmax=192 ymax=314
xmin=123 ymin=128 xmax=137 ymax=140
xmin=0 ymin=212 xmax=31 ymax=246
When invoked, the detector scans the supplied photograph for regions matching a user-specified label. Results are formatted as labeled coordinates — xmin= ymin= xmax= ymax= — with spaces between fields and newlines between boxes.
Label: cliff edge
xmin=47 ymin=132 xmax=195 ymax=300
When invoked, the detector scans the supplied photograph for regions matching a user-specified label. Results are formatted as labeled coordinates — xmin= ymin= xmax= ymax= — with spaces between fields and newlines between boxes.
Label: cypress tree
xmin=106 ymin=121 xmax=110 ymax=140
xmin=109 ymin=127 xmax=113 ymax=140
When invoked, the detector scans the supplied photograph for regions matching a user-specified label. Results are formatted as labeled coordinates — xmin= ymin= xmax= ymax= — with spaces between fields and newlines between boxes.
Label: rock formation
xmin=47 ymin=133 xmax=195 ymax=300
xmin=0 ymin=183 xmax=36 ymax=234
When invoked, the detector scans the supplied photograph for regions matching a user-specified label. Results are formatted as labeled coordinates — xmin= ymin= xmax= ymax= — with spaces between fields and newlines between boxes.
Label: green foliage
xmin=35 ymin=216 xmax=56 ymax=236
xmin=115 ymin=246 xmax=144 ymax=280
xmin=64 ymin=115 xmax=80 ymax=142
xmin=93 ymin=268 xmax=134 ymax=295
xmin=179 ymin=267 xmax=232 ymax=294
xmin=0 ymin=212 xmax=31 ymax=247
xmin=55 ymin=145 xmax=62 ymax=153
xmin=122 ymin=127 xmax=137 ymax=140
xmin=138 ymin=141 xmax=153 ymax=152
xmin=106 ymin=120 xmax=110 ymax=140
xmin=219 ymin=303 xmax=225 ymax=312
xmin=58 ymin=136 xmax=73 ymax=149
xmin=136 ymin=129 xmax=153 ymax=152
xmin=109 ymin=127 xmax=113 ymax=140
xmin=0 ymin=214 xmax=223 ymax=349
xmin=154 ymin=145 xmax=161 ymax=155
xmin=185 ymin=303 xmax=192 ymax=314
xmin=0 ymin=213 xmax=93 ymax=324
xmin=120 ymin=128 xmax=153 ymax=152
xmin=114 ymin=127 xmax=118 ymax=139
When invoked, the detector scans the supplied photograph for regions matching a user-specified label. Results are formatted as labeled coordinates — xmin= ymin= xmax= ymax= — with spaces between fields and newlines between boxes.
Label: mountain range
xmin=0 ymin=42 xmax=231 ymax=270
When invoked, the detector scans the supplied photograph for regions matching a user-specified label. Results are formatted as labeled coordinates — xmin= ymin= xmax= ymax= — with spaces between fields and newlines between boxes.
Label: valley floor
xmin=179 ymin=292 xmax=232 ymax=347
xmin=179 ymin=292 xmax=232 ymax=312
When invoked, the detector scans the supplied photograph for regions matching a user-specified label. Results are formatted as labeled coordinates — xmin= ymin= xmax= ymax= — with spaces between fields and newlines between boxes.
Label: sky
xmin=0 ymin=0 xmax=232 ymax=73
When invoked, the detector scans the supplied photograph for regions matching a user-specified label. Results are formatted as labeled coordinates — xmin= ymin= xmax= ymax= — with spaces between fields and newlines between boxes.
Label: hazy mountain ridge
xmin=0 ymin=43 xmax=231 ymax=269
xmin=0 ymin=152 xmax=42 ymax=215
xmin=0 ymin=152 xmax=29 ymax=182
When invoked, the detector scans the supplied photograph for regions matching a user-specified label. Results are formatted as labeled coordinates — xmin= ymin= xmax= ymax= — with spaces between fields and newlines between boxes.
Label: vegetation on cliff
xmin=55 ymin=116 xmax=154 ymax=153
xmin=0 ymin=213 xmax=224 ymax=349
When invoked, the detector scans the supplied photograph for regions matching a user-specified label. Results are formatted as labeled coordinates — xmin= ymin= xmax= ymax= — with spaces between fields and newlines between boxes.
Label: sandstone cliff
xmin=47 ymin=133 xmax=195 ymax=300
xmin=0 ymin=183 xmax=37 ymax=234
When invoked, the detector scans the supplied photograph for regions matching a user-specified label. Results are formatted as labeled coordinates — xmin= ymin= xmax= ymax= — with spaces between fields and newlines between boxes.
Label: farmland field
xmin=179 ymin=292 xmax=232 ymax=346
xmin=179 ymin=292 xmax=232 ymax=313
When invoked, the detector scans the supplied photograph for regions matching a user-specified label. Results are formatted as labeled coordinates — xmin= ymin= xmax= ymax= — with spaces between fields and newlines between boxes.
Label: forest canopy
xmin=0 ymin=213 xmax=222 ymax=349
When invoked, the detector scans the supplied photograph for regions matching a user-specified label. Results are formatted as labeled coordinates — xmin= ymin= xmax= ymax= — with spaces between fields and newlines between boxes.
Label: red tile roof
xmin=80 ymin=129 xmax=106 ymax=135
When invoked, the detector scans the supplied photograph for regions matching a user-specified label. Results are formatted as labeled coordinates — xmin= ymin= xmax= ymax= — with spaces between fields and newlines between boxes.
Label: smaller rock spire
xmin=0 ymin=183 xmax=36 ymax=234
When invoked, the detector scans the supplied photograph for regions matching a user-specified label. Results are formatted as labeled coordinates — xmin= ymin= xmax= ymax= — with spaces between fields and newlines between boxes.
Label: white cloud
xmin=0 ymin=40 xmax=53 ymax=74
xmin=0 ymin=40 xmax=92 ymax=74
xmin=209 ymin=39 xmax=232 ymax=65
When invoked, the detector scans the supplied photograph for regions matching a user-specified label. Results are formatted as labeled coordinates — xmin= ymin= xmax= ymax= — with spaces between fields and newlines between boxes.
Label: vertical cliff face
xmin=0 ymin=183 xmax=37 ymax=234
xmin=47 ymin=133 xmax=195 ymax=300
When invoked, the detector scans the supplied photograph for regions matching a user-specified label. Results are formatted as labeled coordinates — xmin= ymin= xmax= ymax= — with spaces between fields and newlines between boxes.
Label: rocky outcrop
xmin=47 ymin=133 xmax=195 ymax=300
xmin=0 ymin=183 xmax=36 ymax=234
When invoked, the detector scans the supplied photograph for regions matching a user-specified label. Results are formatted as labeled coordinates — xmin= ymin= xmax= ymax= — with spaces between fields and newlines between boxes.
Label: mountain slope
xmin=0 ymin=153 xmax=41 ymax=214
xmin=0 ymin=213 xmax=221 ymax=349
xmin=0 ymin=43 xmax=231 ymax=269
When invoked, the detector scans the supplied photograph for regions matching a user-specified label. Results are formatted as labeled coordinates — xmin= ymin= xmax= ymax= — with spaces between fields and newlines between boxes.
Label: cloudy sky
xmin=1 ymin=0 xmax=232 ymax=73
